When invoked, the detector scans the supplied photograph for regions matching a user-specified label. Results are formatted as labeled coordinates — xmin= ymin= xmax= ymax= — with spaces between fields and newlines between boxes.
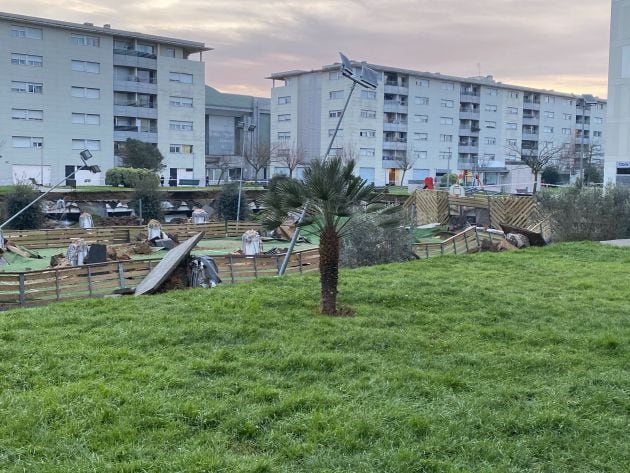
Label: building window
xmin=360 ymin=109 xmax=376 ymax=119
xmin=169 ymin=72 xmax=193 ymax=83
xmin=12 ymin=109 xmax=43 ymax=121
xmin=328 ymin=129 xmax=344 ymax=137
xmin=359 ymin=148 xmax=375 ymax=157
xmin=278 ymin=96 xmax=291 ymax=104
xmin=543 ymin=126 xmax=554 ymax=133
xmin=440 ymin=117 xmax=454 ymax=125
xmin=414 ymin=133 xmax=428 ymax=141
xmin=508 ymin=91 xmax=519 ymax=99
xmin=328 ymin=148 xmax=343 ymax=157
xmin=169 ymin=96 xmax=193 ymax=107
xmin=414 ymin=114 xmax=429 ymax=123
xmin=12 ymin=136 xmax=43 ymax=148
xmin=71 ymin=86 xmax=100 ymax=98
xmin=361 ymin=90 xmax=376 ymax=100
xmin=440 ymin=134 xmax=453 ymax=142
xmin=414 ymin=151 xmax=428 ymax=159
xmin=415 ymin=96 xmax=430 ymax=105
xmin=544 ymin=96 xmax=555 ymax=104
xmin=169 ymin=144 xmax=193 ymax=153
xmin=441 ymin=82 xmax=455 ymax=91
xmin=507 ymin=139 xmax=517 ymax=146
xmin=11 ymin=81 xmax=43 ymax=94
xmin=593 ymin=117 xmax=604 ymax=124
xmin=71 ymin=60 xmax=100 ymax=73
xmin=329 ymin=110 xmax=342 ymax=118
xmin=507 ymin=107 xmax=519 ymax=115
xmin=329 ymin=90 xmax=344 ymax=100
xmin=11 ymin=53 xmax=43 ymax=67
xmin=485 ymin=121 xmax=496 ymax=128
xmin=329 ymin=71 xmax=340 ymax=80
xmin=439 ymin=151 xmax=451 ymax=159
xmin=360 ymin=129 xmax=376 ymax=138
xmin=71 ymin=34 xmax=100 ymax=47
xmin=506 ymin=122 xmax=517 ymax=130
xmin=136 ymin=43 xmax=155 ymax=54
xmin=593 ymin=131 xmax=603 ymax=138
xmin=71 ymin=113 xmax=100 ymax=124
xmin=563 ymin=113 xmax=572 ymax=120
xmin=485 ymin=104 xmax=497 ymax=112
xmin=11 ymin=25 xmax=42 ymax=39
xmin=278 ymin=132 xmax=291 ymax=141
xmin=416 ymin=79 xmax=429 ymax=87
xmin=441 ymin=99 xmax=454 ymax=108
xmin=169 ymin=120 xmax=193 ymax=131
xmin=487 ymin=88 xmax=498 ymax=96
xmin=278 ymin=114 xmax=291 ymax=122
xmin=484 ymin=153 xmax=496 ymax=161
xmin=544 ymin=111 xmax=555 ymax=119
xmin=163 ymin=47 xmax=176 ymax=57
xmin=485 ymin=137 xmax=496 ymax=145
xmin=562 ymin=128 xmax=571 ymax=135
xmin=72 ymin=139 xmax=101 ymax=150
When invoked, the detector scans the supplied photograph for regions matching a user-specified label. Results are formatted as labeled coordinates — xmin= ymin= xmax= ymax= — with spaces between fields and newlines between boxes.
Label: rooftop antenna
xmin=278 ymin=53 xmax=378 ymax=276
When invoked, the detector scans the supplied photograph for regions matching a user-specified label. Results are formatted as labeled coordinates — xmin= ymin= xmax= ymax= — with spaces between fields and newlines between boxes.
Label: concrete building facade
xmin=205 ymin=86 xmax=270 ymax=183
xmin=605 ymin=0 xmax=630 ymax=185
xmin=270 ymin=63 xmax=607 ymax=191
xmin=0 ymin=11 xmax=208 ymax=187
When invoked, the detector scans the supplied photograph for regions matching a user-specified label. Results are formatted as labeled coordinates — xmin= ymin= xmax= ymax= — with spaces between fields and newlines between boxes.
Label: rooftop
xmin=205 ymin=86 xmax=270 ymax=112
xmin=0 ymin=11 xmax=211 ymax=53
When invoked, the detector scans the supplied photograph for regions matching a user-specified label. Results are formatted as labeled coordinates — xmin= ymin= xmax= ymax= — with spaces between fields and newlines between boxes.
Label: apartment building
xmin=205 ymin=86 xmax=270 ymax=183
xmin=270 ymin=64 xmax=607 ymax=191
xmin=605 ymin=0 xmax=630 ymax=185
xmin=0 ymin=11 xmax=208 ymax=187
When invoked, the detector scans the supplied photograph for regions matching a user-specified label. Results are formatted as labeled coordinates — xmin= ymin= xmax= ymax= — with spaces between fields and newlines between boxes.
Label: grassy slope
xmin=0 ymin=243 xmax=628 ymax=472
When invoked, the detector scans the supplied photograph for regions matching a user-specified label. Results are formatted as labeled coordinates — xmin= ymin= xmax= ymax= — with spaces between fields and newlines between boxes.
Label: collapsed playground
xmin=0 ymin=189 xmax=550 ymax=310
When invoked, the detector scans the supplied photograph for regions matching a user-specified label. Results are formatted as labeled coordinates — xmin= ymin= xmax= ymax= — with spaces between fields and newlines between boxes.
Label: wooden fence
xmin=412 ymin=226 xmax=507 ymax=259
xmin=0 ymin=248 xmax=319 ymax=311
xmin=1 ymin=221 xmax=262 ymax=249
xmin=405 ymin=190 xmax=540 ymax=229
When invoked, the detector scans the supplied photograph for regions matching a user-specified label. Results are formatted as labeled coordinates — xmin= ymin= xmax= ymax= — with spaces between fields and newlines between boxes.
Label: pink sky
xmin=0 ymin=0 xmax=611 ymax=98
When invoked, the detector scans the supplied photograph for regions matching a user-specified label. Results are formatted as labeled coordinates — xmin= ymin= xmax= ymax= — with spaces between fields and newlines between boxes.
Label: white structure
xmin=0 ymin=11 xmax=208 ymax=187
xmin=605 ymin=0 xmax=630 ymax=185
xmin=270 ymin=63 xmax=607 ymax=191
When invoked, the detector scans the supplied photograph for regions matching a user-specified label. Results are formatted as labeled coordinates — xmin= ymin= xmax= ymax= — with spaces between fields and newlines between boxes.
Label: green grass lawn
xmin=0 ymin=243 xmax=628 ymax=472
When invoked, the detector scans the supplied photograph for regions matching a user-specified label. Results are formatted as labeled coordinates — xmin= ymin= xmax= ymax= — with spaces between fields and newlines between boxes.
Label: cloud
xmin=0 ymin=0 xmax=611 ymax=97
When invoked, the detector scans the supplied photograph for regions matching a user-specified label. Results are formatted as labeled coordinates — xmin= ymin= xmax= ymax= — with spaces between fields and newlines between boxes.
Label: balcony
xmin=384 ymin=84 xmax=409 ymax=95
xmin=113 ymin=49 xmax=157 ymax=69
xmin=114 ymin=130 xmax=158 ymax=142
xmin=114 ymin=104 xmax=158 ymax=119
xmin=383 ymin=101 xmax=408 ymax=113
xmin=114 ymin=76 xmax=158 ymax=94
xmin=522 ymin=132 xmax=539 ymax=141
xmin=459 ymin=110 xmax=480 ymax=120
xmin=522 ymin=117 xmax=539 ymax=126
xmin=458 ymin=145 xmax=479 ymax=154
xmin=460 ymin=92 xmax=480 ymax=104
xmin=382 ymin=141 xmax=408 ymax=151
xmin=381 ymin=158 xmax=402 ymax=169
xmin=383 ymin=121 xmax=408 ymax=132
xmin=459 ymin=127 xmax=480 ymax=137
xmin=523 ymin=102 xmax=540 ymax=110
xmin=458 ymin=160 xmax=478 ymax=169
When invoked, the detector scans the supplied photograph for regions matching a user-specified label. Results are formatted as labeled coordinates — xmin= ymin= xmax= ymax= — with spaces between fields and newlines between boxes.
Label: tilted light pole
xmin=236 ymin=120 xmax=256 ymax=232
xmin=0 ymin=150 xmax=100 ymax=236
xmin=579 ymin=94 xmax=598 ymax=185
xmin=278 ymin=53 xmax=379 ymax=276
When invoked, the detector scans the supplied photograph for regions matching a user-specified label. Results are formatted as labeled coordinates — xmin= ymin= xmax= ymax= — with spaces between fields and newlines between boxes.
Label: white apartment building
xmin=605 ymin=0 xmax=630 ymax=185
xmin=0 ymin=11 xmax=208 ymax=187
xmin=270 ymin=64 xmax=607 ymax=191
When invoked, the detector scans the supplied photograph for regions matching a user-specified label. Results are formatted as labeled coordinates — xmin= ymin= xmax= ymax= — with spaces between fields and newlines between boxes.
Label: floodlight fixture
xmin=79 ymin=149 xmax=93 ymax=162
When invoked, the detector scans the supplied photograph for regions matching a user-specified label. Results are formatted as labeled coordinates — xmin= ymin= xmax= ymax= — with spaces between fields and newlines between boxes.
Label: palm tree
xmin=264 ymin=157 xmax=374 ymax=315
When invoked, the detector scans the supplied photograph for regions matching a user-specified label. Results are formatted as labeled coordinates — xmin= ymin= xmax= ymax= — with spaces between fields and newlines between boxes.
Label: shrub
xmin=131 ymin=176 xmax=163 ymax=223
xmin=537 ymin=185 xmax=630 ymax=241
xmin=216 ymin=182 xmax=248 ymax=221
xmin=106 ymin=167 xmax=160 ymax=188
xmin=3 ymin=184 xmax=45 ymax=230
xmin=119 ymin=138 xmax=165 ymax=171
xmin=340 ymin=212 xmax=415 ymax=268
xmin=542 ymin=166 xmax=561 ymax=185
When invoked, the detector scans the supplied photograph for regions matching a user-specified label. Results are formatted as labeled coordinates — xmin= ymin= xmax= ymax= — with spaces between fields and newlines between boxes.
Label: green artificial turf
xmin=0 ymin=242 xmax=628 ymax=472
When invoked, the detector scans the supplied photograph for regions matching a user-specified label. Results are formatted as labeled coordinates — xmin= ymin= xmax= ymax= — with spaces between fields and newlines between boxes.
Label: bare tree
xmin=397 ymin=147 xmax=417 ymax=186
xmin=213 ymin=156 xmax=232 ymax=185
xmin=558 ymin=139 xmax=604 ymax=185
xmin=506 ymin=142 xmax=564 ymax=193
xmin=244 ymin=141 xmax=279 ymax=183
xmin=274 ymin=141 xmax=307 ymax=178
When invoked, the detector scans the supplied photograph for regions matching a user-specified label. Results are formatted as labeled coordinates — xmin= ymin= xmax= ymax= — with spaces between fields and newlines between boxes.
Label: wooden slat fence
xmin=0 ymin=248 xmax=319 ymax=311
xmin=2 ymin=221 xmax=262 ymax=249
xmin=413 ymin=227 xmax=507 ymax=260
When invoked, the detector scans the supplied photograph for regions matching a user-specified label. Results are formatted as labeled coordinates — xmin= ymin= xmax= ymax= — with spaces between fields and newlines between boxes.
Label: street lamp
xmin=278 ymin=53 xmax=379 ymax=276
xmin=0 ymin=150 xmax=100 ymax=233
xmin=235 ymin=120 xmax=256 ymax=230
xmin=579 ymin=94 xmax=598 ymax=185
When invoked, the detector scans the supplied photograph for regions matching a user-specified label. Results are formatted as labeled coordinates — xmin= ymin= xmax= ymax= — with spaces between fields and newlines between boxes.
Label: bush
xmin=131 ymin=177 xmax=163 ymax=223
xmin=542 ymin=166 xmax=561 ymax=185
xmin=216 ymin=182 xmax=249 ymax=221
xmin=3 ymin=184 xmax=45 ymax=230
xmin=537 ymin=185 xmax=630 ymax=242
xmin=119 ymin=138 xmax=165 ymax=171
xmin=340 ymin=212 xmax=415 ymax=268
xmin=105 ymin=167 xmax=160 ymax=188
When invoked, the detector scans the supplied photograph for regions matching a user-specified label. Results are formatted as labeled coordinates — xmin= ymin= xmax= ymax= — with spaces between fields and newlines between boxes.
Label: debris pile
xmin=242 ymin=229 xmax=263 ymax=255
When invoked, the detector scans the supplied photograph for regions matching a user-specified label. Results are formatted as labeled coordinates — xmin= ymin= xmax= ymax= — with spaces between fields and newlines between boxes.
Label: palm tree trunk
xmin=319 ymin=226 xmax=340 ymax=315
